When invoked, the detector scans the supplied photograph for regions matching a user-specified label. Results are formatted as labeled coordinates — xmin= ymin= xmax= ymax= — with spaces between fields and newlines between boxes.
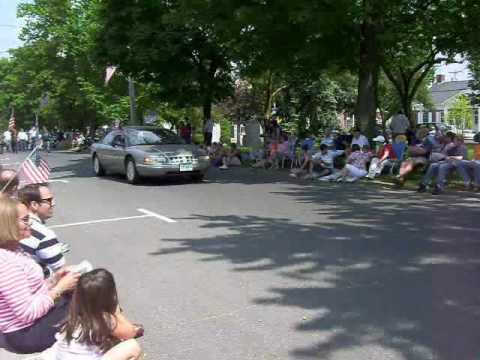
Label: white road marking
xmin=49 ymin=179 xmax=70 ymax=183
xmin=50 ymin=215 xmax=152 ymax=229
xmin=50 ymin=209 xmax=176 ymax=229
xmin=137 ymin=208 xmax=177 ymax=223
xmin=0 ymin=162 xmax=20 ymax=166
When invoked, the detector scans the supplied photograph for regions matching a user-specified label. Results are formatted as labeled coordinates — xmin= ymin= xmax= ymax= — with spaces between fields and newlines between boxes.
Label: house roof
xmin=430 ymin=80 xmax=472 ymax=107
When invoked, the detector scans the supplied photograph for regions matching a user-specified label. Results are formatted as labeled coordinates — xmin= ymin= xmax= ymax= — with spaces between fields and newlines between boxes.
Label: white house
xmin=413 ymin=75 xmax=480 ymax=131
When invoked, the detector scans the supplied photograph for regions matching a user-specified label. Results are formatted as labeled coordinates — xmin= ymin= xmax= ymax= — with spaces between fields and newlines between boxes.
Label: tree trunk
xmin=236 ymin=123 xmax=241 ymax=145
xmin=355 ymin=19 xmax=379 ymax=138
xmin=263 ymin=70 xmax=274 ymax=131
xmin=203 ymin=97 xmax=212 ymax=123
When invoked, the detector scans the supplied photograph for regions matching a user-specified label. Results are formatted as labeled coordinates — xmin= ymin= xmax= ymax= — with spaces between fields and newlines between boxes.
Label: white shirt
xmin=3 ymin=131 xmax=11 ymax=141
xmin=312 ymin=150 xmax=344 ymax=169
xmin=351 ymin=135 xmax=369 ymax=148
xmin=18 ymin=131 xmax=28 ymax=141
xmin=53 ymin=331 xmax=103 ymax=360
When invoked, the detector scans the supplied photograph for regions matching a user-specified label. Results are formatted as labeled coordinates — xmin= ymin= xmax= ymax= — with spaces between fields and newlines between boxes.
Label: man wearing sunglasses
xmin=18 ymin=183 xmax=67 ymax=277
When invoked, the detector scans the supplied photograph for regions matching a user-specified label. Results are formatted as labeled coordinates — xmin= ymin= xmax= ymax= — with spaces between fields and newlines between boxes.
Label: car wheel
xmin=191 ymin=173 xmax=205 ymax=182
xmin=93 ymin=154 xmax=105 ymax=176
xmin=125 ymin=158 xmax=140 ymax=184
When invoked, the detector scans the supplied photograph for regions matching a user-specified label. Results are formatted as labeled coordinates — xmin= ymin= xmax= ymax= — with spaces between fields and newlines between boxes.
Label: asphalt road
xmin=1 ymin=151 xmax=480 ymax=360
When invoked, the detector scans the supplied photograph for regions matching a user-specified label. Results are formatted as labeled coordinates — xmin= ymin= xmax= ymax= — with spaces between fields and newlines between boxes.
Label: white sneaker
xmin=289 ymin=173 xmax=298 ymax=178
xmin=318 ymin=176 xmax=331 ymax=182
xmin=336 ymin=177 xmax=344 ymax=183
xmin=345 ymin=176 xmax=358 ymax=183
xmin=219 ymin=165 xmax=229 ymax=170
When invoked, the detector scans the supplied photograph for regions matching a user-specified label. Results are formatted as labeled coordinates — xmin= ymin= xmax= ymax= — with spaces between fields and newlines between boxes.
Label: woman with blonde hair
xmin=0 ymin=197 xmax=80 ymax=354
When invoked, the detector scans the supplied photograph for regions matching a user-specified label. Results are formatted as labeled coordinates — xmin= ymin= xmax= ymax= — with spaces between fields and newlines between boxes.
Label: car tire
xmin=191 ymin=173 xmax=205 ymax=182
xmin=93 ymin=154 xmax=105 ymax=176
xmin=125 ymin=158 xmax=140 ymax=184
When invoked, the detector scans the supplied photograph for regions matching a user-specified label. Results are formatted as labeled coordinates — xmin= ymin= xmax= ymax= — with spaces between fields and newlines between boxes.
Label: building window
xmin=423 ymin=111 xmax=429 ymax=123
xmin=474 ymin=108 xmax=479 ymax=125
xmin=440 ymin=111 xmax=445 ymax=123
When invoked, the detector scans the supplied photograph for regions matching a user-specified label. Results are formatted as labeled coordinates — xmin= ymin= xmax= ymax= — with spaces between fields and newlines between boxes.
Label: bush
xmin=192 ymin=132 xmax=203 ymax=145
xmin=220 ymin=118 xmax=232 ymax=144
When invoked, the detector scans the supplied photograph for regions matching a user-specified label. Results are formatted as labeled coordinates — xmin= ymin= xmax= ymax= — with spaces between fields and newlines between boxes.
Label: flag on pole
xmin=8 ymin=116 xmax=15 ymax=129
xmin=18 ymin=148 xmax=50 ymax=184
xmin=8 ymin=108 xmax=15 ymax=129
xmin=105 ymin=65 xmax=117 ymax=85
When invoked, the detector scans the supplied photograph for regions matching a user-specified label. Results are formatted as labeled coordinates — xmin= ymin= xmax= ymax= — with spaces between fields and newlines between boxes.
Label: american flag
xmin=18 ymin=148 xmax=50 ymax=184
xmin=8 ymin=115 xmax=15 ymax=129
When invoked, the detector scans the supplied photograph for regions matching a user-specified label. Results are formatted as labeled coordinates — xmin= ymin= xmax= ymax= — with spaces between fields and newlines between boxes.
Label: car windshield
xmin=127 ymin=129 xmax=184 ymax=145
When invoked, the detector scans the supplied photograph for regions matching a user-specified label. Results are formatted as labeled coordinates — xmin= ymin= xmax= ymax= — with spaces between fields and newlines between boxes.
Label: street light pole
xmin=128 ymin=76 xmax=137 ymax=125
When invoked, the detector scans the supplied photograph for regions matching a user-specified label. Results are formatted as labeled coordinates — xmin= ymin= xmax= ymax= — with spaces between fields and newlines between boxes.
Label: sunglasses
xmin=40 ymin=197 xmax=55 ymax=206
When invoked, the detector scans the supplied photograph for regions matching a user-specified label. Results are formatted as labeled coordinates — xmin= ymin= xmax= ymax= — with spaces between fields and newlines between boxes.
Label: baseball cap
xmin=372 ymin=135 xmax=386 ymax=143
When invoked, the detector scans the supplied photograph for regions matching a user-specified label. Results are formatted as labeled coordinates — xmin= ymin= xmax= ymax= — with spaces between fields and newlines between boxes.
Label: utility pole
xmin=128 ymin=76 xmax=137 ymax=125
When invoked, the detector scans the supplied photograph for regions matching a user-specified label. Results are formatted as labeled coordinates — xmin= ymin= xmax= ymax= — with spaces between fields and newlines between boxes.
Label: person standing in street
xmin=3 ymin=128 xmax=12 ymax=152
xmin=29 ymin=126 xmax=38 ymax=149
xmin=203 ymin=118 xmax=214 ymax=146
xmin=18 ymin=128 xmax=28 ymax=151
xmin=390 ymin=110 xmax=410 ymax=139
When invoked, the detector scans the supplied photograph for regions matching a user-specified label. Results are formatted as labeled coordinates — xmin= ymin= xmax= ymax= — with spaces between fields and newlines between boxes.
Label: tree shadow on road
xmin=151 ymin=184 xmax=480 ymax=359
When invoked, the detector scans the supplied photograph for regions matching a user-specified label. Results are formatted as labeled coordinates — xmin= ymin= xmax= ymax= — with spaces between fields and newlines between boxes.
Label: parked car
xmin=91 ymin=126 xmax=210 ymax=184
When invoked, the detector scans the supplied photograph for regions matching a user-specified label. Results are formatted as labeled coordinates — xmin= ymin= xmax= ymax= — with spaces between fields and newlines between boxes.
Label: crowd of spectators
xmin=202 ymin=116 xmax=479 ymax=195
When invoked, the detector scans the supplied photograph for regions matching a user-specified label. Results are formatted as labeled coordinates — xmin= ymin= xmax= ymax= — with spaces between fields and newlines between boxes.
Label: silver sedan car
xmin=91 ymin=126 xmax=210 ymax=184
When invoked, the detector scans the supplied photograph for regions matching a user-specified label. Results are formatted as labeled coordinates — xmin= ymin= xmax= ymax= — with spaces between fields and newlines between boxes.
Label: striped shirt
xmin=20 ymin=213 xmax=65 ymax=273
xmin=0 ymin=248 xmax=54 ymax=333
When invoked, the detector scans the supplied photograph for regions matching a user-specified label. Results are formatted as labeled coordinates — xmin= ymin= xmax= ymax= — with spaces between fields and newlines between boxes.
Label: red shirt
xmin=377 ymin=144 xmax=396 ymax=160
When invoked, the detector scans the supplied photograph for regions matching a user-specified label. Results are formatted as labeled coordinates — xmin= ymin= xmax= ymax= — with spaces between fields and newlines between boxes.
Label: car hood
xmin=131 ymin=144 xmax=199 ymax=156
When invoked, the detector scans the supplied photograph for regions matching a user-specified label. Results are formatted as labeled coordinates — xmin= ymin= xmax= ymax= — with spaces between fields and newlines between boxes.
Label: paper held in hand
xmin=70 ymin=260 xmax=93 ymax=274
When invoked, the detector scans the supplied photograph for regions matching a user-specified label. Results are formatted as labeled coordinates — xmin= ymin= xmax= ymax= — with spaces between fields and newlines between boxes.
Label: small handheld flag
xmin=18 ymin=148 xmax=50 ymax=184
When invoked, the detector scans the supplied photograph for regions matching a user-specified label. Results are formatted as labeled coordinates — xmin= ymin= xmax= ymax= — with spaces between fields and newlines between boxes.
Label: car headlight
xmin=144 ymin=156 xmax=168 ymax=165
xmin=197 ymin=155 xmax=210 ymax=161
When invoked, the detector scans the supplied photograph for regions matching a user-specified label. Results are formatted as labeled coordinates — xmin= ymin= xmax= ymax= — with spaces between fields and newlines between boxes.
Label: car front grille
xmin=165 ymin=154 xmax=196 ymax=164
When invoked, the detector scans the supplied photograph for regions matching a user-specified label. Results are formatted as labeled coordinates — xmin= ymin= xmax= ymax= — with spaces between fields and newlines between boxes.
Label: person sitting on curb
xmin=290 ymin=143 xmax=313 ymax=178
xmin=44 ymin=269 xmax=144 ymax=360
xmin=0 ymin=197 xmax=80 ymax=354
xmin=219 ymin=143 xmax=242 ymax=170
xmin=336 ymin=144 xmax=371 ymax=182
xmin=417 ymin=135 xmax=468 ymax=195
xmin=366 ymin=135 xmax=396 ymax=179
xmin=394 ymin=127 xmax=433 ymax=187
xmin=456 ymin=157 xmax=480 ymax=192
xmin=18 ymin=184 xmax=69 ymax=277
xmin=308 ymin=144 xmax=344 ymax=180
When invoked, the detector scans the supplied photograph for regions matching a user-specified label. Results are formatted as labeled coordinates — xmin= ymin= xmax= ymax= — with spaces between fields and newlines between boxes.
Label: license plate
xmin=179 ymin=163 xmax=193 ymax=172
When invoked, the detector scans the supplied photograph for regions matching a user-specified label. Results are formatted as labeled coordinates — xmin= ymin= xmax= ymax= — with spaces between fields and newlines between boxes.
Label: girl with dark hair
xmin=52 ymin=269 xmax=143 ymax=360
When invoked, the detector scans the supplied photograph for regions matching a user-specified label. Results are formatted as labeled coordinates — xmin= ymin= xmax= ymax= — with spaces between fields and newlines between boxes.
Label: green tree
xmin=94 ymin=0 xmax=234 ymax=125
xmin=447 ymin=95 xmax=474 ymax=131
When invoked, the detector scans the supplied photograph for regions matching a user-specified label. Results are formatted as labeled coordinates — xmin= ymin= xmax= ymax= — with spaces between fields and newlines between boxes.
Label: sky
xmin=0 ymin=0 xmax=24 ymax=57
xmin=0 ymin=0 xmax=472 ymax=80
